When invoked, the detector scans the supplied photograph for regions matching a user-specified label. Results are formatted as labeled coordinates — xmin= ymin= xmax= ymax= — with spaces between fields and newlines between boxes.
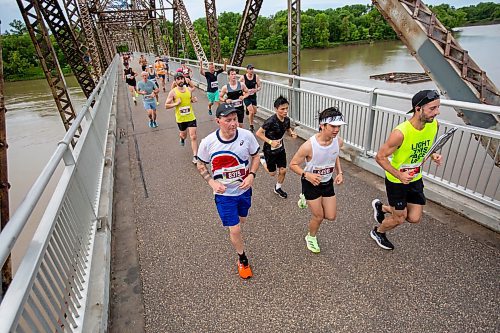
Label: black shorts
xmin=263 ymin=149 xmax=286 ymax=173
xmin=244 ymin=95 xmax=257 ymax=106
xmin=236 ymin=108 xmax=245 ymax=123
xmin=301 ymin=178 xmax=335 ymax=201
xmin=385 ymin=178 xmax=425 ymax=210
xmin=126 ymin=79 xmax=136 ymax=87
xmin=177 ymin=119 xmax=197 ymax=131
xmin=141 ymin=65 xmax=146 ymax=71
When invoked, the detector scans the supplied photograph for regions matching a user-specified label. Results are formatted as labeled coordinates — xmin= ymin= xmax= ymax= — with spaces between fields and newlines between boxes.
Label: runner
xmin=162 ymin=55 xmax=170 ymax=81
xmin=165 ymin=72 xmax=199 ymax=164
xmin=122 ymin=52 xmax=130 ymax=67
xmin=123 ymin=63 xmax=139 ymax=105
xmin=370 ymin=90 xmax=442 ymax=250
xmin=154 ymin=57 xmax=167 ymax=92
xmin=137 ymin=71 xmax=160 ymax=128
xmin=255 ymin=95 xmax=297 ymax=199
xmin=170 ymin=68 xmax=195 ymax=90
xmin=219 ymin=69 xmax=249 ymax=128
xmin=199 ymin=59 xmax=227 ymax=115
xmin=146 ymin=64 xmax=160 ymax=105
xmin=139 ymin=54 xmax=148 ymax=71
xmin=239 ymin=64 xmax=261 ymax=132
xmin=180 ymin=60 xmax=192 ymax=79
xmin=196 ymin=103 xmax=260 ymax=279
xmin=290 ymin=107 xmax=345 ymax=253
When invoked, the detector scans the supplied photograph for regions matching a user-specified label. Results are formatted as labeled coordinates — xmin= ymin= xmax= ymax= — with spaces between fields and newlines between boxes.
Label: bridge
xmin=1 ymin=1 xmax=499 ymax=332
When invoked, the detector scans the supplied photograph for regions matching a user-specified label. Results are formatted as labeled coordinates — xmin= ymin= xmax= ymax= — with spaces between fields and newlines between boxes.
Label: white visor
xmin=320 ymin=116 xmax=347 ymax=126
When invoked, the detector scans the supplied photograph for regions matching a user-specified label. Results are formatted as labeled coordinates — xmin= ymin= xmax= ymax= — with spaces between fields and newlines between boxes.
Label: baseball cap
xmin=408 ymin=90 xmax=440 ymax=113
xmin=174 ymin=72 xmax=184 ymax=79
xmin=319 ymin=115 xmax=347 ymax=126
xmin=181 ymin=60 xmax=186 ymax=64
xmin=148 ymin=64 xmax=153 ymax=68
xmin=246 ymin=64 xmax=254 ymax=69
xmin=216 ymin=103 xmax=238 ymax=118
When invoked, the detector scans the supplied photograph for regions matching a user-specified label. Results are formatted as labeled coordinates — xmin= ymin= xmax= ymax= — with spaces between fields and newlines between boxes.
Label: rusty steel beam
xmin=16 ymin=0 xmax=79 ymax=135
xmin=158 ymin=0 xmax=171 ymax=55
xmin=230 ymin=0 xmax=263 ymax=67
xmin=37 ymin=0 xmax=96 ymax=98
xmin=172 ymin=4 xmax=180 ymax=57
xmin=204 ymin=0 xmax=221 ymax=63
xmin=174 ymin=0 xmax=207 ymax=62
xmin=288 ymin=0 xmax=300 ymax=77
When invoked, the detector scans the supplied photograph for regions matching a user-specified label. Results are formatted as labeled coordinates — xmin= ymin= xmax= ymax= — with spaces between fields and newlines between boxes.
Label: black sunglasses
xmin=415 ymin=90 xmax=440 ymax=108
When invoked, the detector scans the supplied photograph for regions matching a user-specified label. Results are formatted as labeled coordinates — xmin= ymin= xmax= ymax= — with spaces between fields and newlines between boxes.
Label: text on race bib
xmin=211 ymin=82 xmax=218 ymax=88
xmin=399 ymin=163 xmax=421 ymax=178
xmin=270 ymin=138 xmax=283 ymax=150
xmin=221 ymin=165 xmax=246 ymax=183
xmin=179 ymin=106 xmax=191 ymax=115
xmin=232 ymin=100 xmax=242 ymax=107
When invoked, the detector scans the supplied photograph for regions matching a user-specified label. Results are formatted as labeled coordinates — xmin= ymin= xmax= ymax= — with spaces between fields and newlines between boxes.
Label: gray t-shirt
xmin=137 ymin=80 xmax=156 ymax=100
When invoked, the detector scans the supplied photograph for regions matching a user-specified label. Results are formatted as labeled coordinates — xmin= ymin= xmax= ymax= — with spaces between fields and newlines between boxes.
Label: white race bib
xmin=232 ymin=100 xmax=242 ymax=108
xmin=179 ymin=106 xmax=191 ymax=115
xmin=270 ymin=137 xmax=283 ymax=150
xmin=211 ymin=81 xmax=218 ymax=89
xmin=312 ymin=164 xmax=335 ymax=182
xmin=399 ymin=163 xmax=421 ymax=178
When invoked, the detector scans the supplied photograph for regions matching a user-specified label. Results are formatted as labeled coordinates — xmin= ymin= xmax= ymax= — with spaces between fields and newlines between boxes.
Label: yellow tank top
xmin=385 ymin=119 xmax=438 ymax=183
xmin=174 ymin=88 xmax=196 ymax=123
xmin=155 ymin=62 xmax=165 ymax=75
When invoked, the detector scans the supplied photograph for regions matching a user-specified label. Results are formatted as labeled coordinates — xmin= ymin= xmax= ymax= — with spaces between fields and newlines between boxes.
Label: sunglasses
xmin=415 ymin=90 xmax=440 ymax=108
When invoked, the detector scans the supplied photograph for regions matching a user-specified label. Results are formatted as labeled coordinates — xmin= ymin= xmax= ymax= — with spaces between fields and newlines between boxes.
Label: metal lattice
xmin=231 ymin=0 xmax=263 ymax=67
xmin=204 ymin=0 xmax=221 ymax=63
xmin=174 ymin=0 xmax=207 ymax=62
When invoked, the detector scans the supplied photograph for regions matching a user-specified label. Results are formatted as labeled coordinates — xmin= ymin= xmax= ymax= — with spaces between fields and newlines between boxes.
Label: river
xmin=3 ymin=24 xmax=499 ymax=268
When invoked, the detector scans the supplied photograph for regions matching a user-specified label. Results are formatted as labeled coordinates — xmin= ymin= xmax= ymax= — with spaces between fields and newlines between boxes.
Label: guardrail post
xmin=363 ymin=88 xmax=377 ymax=156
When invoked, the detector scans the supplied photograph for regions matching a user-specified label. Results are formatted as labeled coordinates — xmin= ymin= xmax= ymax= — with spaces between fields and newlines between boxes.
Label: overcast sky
xmin=0 ymin=0 xmax=493 ymax=32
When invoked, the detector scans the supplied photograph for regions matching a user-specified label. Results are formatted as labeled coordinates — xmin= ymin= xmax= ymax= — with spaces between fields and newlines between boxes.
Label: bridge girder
xmin=204 ymin=0 xmax=221 ymax=63
xmin=231 ymin=0 xmax=263 ymax=67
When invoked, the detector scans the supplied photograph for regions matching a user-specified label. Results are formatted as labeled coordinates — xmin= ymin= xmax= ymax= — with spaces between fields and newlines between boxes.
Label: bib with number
xmin=221 ymin=165 xmax=246 ymax=184
xmin=179 ymin=106 xmax=191 ymax=115
xmin=211 ymin=81 xmax=218 ymax=89
xmin=232 ymin=100 xmax=242 ymax=108
xmin=312 ymin=164 xmax=335 ymax=183
xmin=270 ymin=137 xmax=283 ymax=151
xmin=399 ymin=162 xmax=421 ymax=179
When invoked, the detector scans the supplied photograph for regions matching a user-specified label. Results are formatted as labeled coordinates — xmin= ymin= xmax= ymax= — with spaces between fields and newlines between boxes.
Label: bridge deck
xmin=109 ymin=69 xmax=500 ymax=333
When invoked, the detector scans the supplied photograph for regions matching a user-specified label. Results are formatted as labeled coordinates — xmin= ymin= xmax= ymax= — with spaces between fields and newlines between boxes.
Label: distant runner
xmin=137 ymin=71 xmax=160 ymax=128
xmin=219 ymin=69 xmax=249 ymax=128
xmin=199 ymin=59 xmax=227 ymax=115
xmin=239 ymin=64 xmax=261 ymax=132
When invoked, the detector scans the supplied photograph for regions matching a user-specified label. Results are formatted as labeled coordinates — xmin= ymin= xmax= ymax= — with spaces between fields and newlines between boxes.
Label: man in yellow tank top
xmin=371 ymin=90 xmax=443 ymax=250
xmin=165 ymin=72 xmax=199 ymax=164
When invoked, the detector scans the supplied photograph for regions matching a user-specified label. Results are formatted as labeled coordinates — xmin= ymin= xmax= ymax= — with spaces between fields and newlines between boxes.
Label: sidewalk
xmin=110 ymin=67 xmax=500 ymax=333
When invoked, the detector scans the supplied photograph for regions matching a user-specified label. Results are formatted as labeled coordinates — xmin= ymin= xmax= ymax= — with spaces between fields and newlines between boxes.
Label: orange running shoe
xmin=237 ymin=261 xmax=253 ymax=279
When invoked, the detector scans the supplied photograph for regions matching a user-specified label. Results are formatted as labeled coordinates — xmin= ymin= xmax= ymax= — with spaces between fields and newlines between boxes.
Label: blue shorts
xmin=143 ymin=99 xmax=156 ymax=111
xmin=207 ymin=90 xmax=219 ymax=104
xmin=214 ymin=188 xmax=252 ymax=227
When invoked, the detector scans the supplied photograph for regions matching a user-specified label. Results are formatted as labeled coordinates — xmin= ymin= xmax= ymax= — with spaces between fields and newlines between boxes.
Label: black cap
xmin=408 ymin=90 xmax=440 ymax=113
xmin=246 ymin=64 xmax=254 ymax=69
xmin=174 ymin=72 xmax=184 ymax=79
xmin=216 ymin=103 xmax=237 ymax=118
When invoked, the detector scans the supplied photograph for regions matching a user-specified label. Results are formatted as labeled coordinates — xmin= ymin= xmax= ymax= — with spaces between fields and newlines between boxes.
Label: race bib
xmin=179 ymin=106 xmax=191 ymax=115
xmin=399 ymin=163 xmax=421 ymax=178
xmin=126 ymin=74 xmax=132 ymax=79
xmin=221 ymin=165 xmax=246 ymax=184
xmin=211 ymin=81 xmax=218 ymax=89
xmin=270 ymin=137 xmax=283 ymax=151
xmin=232 ymin=100 xmax=242 ymax=108
xmin=249 ymin=88 xmax=256 ymax=95
xmin=312 ymin=164 xmax=335 ymax=182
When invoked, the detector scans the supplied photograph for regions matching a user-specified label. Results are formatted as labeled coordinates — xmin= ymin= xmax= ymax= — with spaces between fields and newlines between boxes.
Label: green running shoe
xmin=305 ymin=234 xmax=320 ymax=253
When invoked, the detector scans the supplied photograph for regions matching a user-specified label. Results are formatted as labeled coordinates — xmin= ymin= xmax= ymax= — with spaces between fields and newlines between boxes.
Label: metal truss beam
xmin=172 ymin=4 xmax=180 ymax=57
xmin=288 ymin=0 xmax=300 ymax=77
xmin=174 ymin=0 xmax=207 ymax=62
xmin=37 ymin=0 xmax=96 ymax=98
xmin=230 ymin=0 xmax=263 ymax=67
xmin=204 ymin=0 xmax=221 ymax=63
xmin=16 ymin=0 xmax=79 ymax=135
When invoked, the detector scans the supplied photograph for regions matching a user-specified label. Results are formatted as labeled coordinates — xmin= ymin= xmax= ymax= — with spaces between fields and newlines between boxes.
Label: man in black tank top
xmin=239 ymin=64 xmax=261 ymax=132
xmin=123 ymin=63 xmax=138 ymax=105
xmin=219 ymin=69 xmax=249 ymax=128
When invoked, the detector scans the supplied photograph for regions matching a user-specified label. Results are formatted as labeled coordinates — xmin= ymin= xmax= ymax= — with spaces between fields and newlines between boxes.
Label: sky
xmin=0 ymin=0 xmax=494 ymax=32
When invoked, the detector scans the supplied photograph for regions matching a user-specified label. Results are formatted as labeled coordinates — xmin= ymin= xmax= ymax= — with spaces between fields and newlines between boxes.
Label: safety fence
xmin=0 ymin=55 xmax=119 ymax=332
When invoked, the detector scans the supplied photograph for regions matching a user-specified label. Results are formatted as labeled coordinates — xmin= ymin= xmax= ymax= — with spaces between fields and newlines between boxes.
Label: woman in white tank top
xmin=290 ymin=108 xmax=346 ymax=253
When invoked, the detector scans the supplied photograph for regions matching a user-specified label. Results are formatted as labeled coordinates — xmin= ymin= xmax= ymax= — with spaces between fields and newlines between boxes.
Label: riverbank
xmin=4 ymin=67 xmax=73 ymax=82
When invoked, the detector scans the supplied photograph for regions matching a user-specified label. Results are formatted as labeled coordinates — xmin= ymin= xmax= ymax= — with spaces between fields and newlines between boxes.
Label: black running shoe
xmin=370 ymin=227 xmax=394 ymax=250
xmin=371 ymin=199 xmax=385 ymax=224
xmin=274 ymin=188 xmax=288 ymax=199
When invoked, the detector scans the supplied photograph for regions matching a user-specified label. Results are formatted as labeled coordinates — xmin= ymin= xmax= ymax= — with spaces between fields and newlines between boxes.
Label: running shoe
xmin=192 ymin=156 xmax=198 ymax=164
xmin=274 ymin=188 xmax=288 ymax=199
xmin=153 ymin=121 xmax=158 ymax=128
xmin=179 ymin=138 xmax=185 ymax=146
xmin=133 ymin=97 xmax=137 ymax=105
xmin=371 ymin=199 xmax=385 ymax=224
xmin=149 ymin=120 xmax=154 ymax=128
xmin=208 ymin=109 xmax=212 ymax=116
xmin=305 ymin=234 xmax=320 ymax=253
xmin=237 ymin=261 xmax=253 ymax=279
xmin=259 ymin=153 xmax=266 ymax=166
xmin=297 ymin=193 xmax=307 ymax=209
xmin=156 ymin=101 xmax=160 ymax=106
xmin=134 ymin=91 xmax=139 ymax=98
xmin=370 ymin=227 xmax=394 ymax=250
xmin=249 ymin=125 xmax=254 ymax=132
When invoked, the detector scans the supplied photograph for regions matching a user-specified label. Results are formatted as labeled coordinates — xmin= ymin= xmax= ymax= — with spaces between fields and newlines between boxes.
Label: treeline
xmin=1 ymin=2 xmax=499 ymax=81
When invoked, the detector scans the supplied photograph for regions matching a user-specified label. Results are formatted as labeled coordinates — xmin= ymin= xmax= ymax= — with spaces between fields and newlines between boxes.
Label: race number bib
xmin=312 ymin=164 xmax=335 ymax=182
xmin=249 ymin=88 xmax=256 ymax=95
xmin=126 ymin=74 xmax=132 ymax=79
xmin=221 ymin=165 xmax=246 ymax=184
xmin=232 ymin=100 xmax=242 ymax=108
xmin=211 ymin=81 xmax=218 ymax=89
xmin=179 ymin=106 xmax=191 ymax=115
xmin=399 ymin=163 xmax=421 ymax=178
xmin=270 ymin=137 xmax=283 ymax=151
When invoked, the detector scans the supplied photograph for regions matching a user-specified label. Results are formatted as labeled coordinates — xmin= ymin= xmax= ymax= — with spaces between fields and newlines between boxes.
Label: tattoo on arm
xmin=198 ymin=165 xmax=212 ymax=182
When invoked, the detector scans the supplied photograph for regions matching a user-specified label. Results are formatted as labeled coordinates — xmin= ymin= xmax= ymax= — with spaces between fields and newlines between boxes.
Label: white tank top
xmin=304 ymin=135 xmax=340 ymax=183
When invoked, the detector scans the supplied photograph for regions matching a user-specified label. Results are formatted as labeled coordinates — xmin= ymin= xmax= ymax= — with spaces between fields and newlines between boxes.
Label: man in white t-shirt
xmin=196 ymin=103 xmax=260 ymax=279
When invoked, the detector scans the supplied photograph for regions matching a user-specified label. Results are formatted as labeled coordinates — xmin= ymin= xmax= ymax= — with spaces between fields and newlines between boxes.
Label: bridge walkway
xmin=109 ymin=65 xmax=500 ymax=333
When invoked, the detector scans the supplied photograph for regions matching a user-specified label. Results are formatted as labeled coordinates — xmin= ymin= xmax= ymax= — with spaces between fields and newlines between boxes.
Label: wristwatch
xmin=249 ymin=171 xmax=256 ymax=178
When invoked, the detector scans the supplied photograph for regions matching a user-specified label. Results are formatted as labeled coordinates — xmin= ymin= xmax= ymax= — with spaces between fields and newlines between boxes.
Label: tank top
xmin=304 ymin=135 xmax=340 ymax=183
xmin=155 ymin=62 xmax=165 ymax=75
xmin=124 ymin=68 xmax=135 ymax=83
xmin=386 ymin=120 xmax=438 ymax=183
xmin=226 ymin=82 xmax=244 ymax=110
xmin=244 ymin=74 xmax=257 ymax=91
xmin=174 ymin=87 xmax=196 ymax=123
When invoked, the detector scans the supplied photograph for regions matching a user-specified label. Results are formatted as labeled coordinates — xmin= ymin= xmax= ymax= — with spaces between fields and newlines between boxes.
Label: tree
xmin=9 ymin=19 xmax=27 ymax=35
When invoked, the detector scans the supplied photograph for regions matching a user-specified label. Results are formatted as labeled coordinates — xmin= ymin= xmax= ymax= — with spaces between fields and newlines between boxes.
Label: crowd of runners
xmin=122 ymin=53 xmax=443 ymax=279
